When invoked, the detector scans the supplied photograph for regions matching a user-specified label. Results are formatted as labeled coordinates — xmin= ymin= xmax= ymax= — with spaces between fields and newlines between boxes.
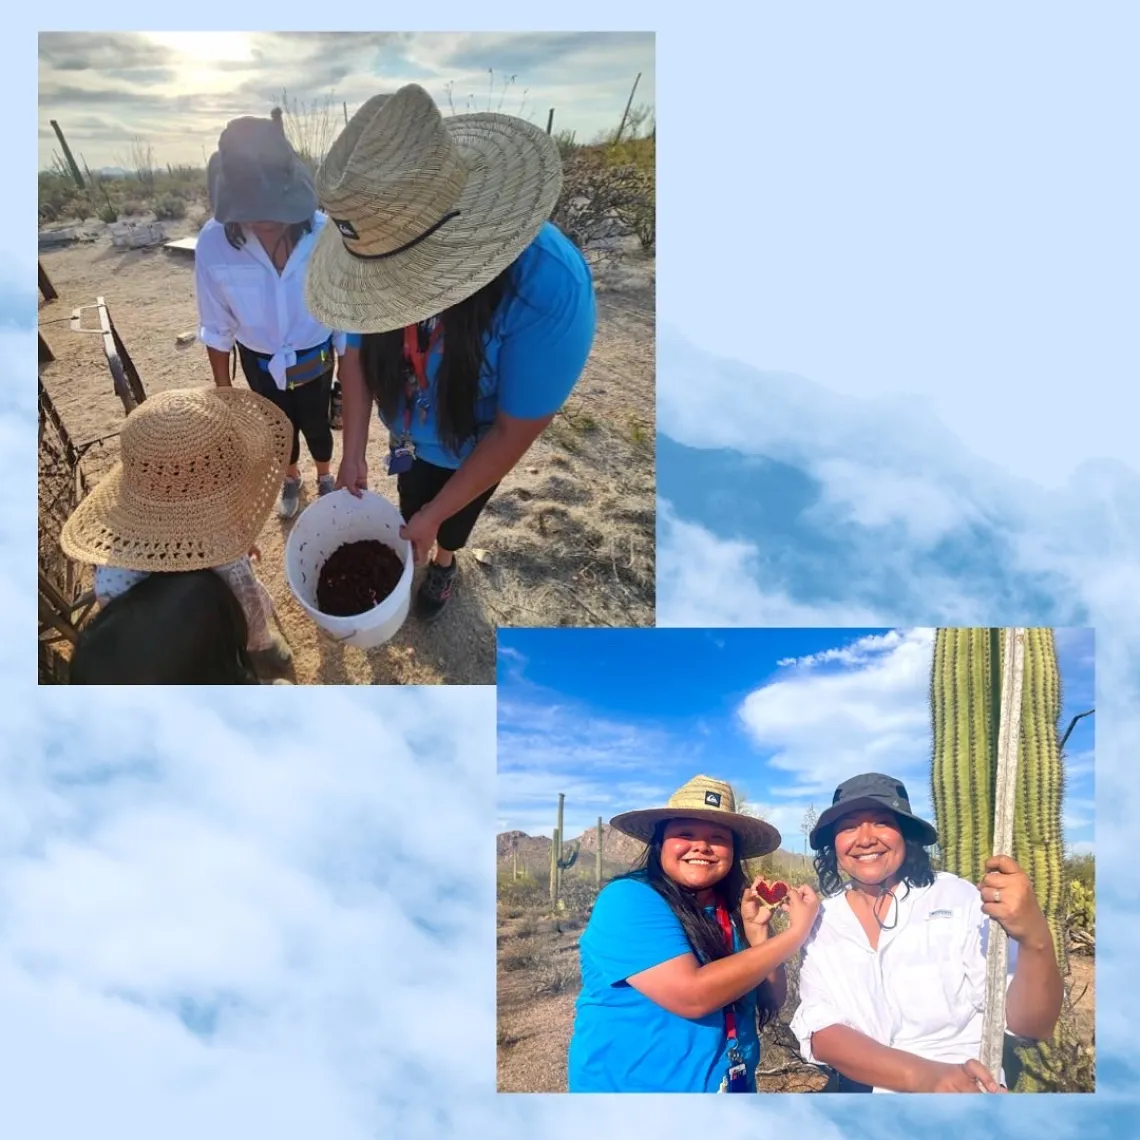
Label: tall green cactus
xmin=596 ymin=816 xmax=604 ymax=887
xmin=549 ymin=793 xmax=580 ymax=912
xmin=930 ymin=627 xmax=1067 ymax=1090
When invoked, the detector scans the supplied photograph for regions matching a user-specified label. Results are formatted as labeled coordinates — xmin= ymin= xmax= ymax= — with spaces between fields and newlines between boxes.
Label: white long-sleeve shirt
xmin=194 ymin=213 xmax=347 ymax=389
xmin=789 ymin=872 xmax=1021 ymax=1091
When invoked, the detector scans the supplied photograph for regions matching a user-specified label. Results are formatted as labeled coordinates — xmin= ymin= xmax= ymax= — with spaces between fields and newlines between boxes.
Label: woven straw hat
xmin=60 ymin=387 xmax=292 ymax=572
xmin=610 ymin=776 xmax=782 ymax=860
xmin=304 ymin=83 xmax=563 ymax=333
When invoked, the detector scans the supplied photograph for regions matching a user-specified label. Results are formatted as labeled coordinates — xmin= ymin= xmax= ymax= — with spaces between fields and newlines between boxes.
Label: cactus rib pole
xmin=979 ymin=628 xmax=1026 ymax=1081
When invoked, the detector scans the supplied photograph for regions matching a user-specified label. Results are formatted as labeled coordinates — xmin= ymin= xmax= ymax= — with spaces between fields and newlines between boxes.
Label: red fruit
xmin=756 ymin=879 xmax=789 ymax=905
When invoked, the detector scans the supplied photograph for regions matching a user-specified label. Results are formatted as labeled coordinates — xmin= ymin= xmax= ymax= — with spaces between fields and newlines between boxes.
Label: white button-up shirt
xmin=790 ymin=872 xmax=1019 ymax=1092
xmin=194 ymin=213 xmax=347 ymax=390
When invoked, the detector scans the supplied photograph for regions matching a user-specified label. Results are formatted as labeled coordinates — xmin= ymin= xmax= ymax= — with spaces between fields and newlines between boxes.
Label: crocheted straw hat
xmin=304 ymin=84 xmax=563 ymax=333
xmin=610 ymin=776 xmax=782 ymax=860
xmin=60 ymin=387 xmax=292 ymax=572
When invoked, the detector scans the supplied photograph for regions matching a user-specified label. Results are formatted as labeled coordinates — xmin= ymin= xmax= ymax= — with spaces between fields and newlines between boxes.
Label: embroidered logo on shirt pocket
xmin=927 ymin=909 xmax=954 ymax=919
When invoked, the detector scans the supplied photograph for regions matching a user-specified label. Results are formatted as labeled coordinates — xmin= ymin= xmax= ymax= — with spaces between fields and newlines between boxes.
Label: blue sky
xmin=15 ymin=2 xmax=1139 ymax=1137
xmin=37 ymin=32 xmax=654 ymax=169
xmin=497 ymin=627 xmax=1094 ymax=856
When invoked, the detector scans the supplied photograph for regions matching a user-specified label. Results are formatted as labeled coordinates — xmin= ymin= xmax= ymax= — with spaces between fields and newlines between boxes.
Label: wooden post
xmin=545 ymin=108 xmax=554 ymax=135
xmin=343 ymin=101 xmax=349 ymax=124
xmin=50 ymin=120 xmax=86 ymax=189
xmin=979 ymin=628 xmax=1026 ymax=1081
xmin=38 ymin=261 xmax=58 ymax=302
xmin=614 ymin=72 xmax=642 ymax=144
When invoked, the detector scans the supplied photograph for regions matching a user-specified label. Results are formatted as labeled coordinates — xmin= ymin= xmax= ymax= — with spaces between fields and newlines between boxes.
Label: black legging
xmin=236 ymin=343 xmax=334 ymax=467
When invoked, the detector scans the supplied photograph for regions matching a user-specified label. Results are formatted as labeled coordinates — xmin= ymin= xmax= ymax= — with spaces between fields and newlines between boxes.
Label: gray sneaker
xmin=278 ymin=476 xmax=301 ymax=518
xmin=317 ymin=473 xmax=336 ymax=496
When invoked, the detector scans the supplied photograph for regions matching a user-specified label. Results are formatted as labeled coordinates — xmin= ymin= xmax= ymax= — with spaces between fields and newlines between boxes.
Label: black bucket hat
xmin=809 ymin=773 xmax=938 ymax=851
xmin=207 ymin=109 xmax=317 ymax=225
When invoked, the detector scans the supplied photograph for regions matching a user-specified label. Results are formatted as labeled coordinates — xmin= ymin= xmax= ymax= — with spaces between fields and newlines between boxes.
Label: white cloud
xmin=736 ymin=629 xmax=936 ymax=806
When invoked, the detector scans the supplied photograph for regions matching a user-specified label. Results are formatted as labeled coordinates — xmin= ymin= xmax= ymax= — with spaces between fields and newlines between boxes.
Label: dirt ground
xmin=37 ymin=218 xmax=655 ymax=685
xmin=496 ymin=904 xmax=1097 ymax=1094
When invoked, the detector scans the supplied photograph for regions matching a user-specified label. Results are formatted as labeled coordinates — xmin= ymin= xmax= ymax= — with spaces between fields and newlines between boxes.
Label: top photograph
xmin=37 ymin=31 xmax=656 ymax=686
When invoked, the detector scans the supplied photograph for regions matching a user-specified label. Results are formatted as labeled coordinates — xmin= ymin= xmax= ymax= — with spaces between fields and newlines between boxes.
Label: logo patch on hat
xmin=704 ymin=791 xmax=722 ymax=807
xmin=334 ymin=218 xmax=359 ymax=240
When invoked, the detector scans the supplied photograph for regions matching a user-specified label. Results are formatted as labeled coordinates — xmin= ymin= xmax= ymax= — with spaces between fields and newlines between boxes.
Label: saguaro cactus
xmin=596 ymin=816 xmax=604 ymax=887
xmin=930 ymin=627 xmax=1067 ymax=1089
xmin=549 ymin=793 xmax=580 ymax=912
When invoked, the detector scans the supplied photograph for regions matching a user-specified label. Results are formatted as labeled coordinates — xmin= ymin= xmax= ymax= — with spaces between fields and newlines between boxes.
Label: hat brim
xmin=208 ymin=151 xmax=318 ymax=225
xmin=809 ymin=796 xmax=938 ymax=851
xmin=609 ymin=807 xmax=783 ymax=860
xmin=59 ymin=388 xmax=292 ymax=572
xmin=304 ymin=111 xmax=563 ymax=333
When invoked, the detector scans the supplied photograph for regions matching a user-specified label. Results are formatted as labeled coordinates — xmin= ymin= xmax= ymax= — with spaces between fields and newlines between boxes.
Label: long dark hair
xmin=617 ymin=821 xmax=780 ymax=1030
xmin=812 ymin=816 xmax=936 ymax=898
xmin=357 ymin=266 xmax=513 ymax=458
xmin=224 ymin=216 xmax=313 ymax=255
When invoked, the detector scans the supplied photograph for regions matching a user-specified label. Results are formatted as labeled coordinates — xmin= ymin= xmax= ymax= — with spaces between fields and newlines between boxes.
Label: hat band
xmin=336 ymin=210 xmax=461 ymax=261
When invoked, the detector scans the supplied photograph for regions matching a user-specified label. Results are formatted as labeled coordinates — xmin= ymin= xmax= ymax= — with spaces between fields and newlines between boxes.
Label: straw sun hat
xmin=610 ymin=776 xmax=782 ymax=860
xmin=60 ymin=387 xmax=292 ymax=572
xmin=304 ymin=83 xmax=564 ymax=333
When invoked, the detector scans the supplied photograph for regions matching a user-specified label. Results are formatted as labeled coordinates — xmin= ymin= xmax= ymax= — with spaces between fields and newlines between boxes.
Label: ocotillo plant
xmin=930 ymin=627 xmax=1066 ymax=1090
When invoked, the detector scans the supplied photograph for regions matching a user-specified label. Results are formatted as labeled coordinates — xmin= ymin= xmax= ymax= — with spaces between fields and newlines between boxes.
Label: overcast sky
xmin=37 ymin=32 xmax=655 ymax=171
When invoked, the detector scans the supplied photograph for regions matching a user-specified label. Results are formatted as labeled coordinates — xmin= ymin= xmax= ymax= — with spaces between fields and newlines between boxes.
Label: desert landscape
xmin=38 ymin=123 xmax=656 ymax=685
xmin=495 ymin=827 xmax=1096 ymax=1094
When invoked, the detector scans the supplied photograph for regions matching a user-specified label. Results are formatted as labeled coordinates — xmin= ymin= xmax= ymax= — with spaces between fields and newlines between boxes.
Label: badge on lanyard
xmin=715 ymin=903 xmax=752 ymax=1092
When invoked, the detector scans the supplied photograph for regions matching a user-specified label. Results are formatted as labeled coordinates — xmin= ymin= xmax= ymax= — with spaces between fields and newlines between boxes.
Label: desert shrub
xmin=97 ymin=203 xmax=118 ymax=224
xmin=153 ymin=193 xmax=186 ymax=220
xmin=500 ymin=945 xmax=536 ymax=973
xmin=121 ymin=199 xmax=146 ymax=217
xmin=498 ymin=875 xmax=548 ymax=911
xmin=532 ymin=951 xmax=580 ymax=997
xmin=552 ymin=150 xmax=654 ymax=266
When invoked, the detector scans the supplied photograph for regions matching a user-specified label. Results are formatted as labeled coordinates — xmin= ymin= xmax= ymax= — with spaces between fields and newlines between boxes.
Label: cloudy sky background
xmin=497 ymin=627 xmax=1094 ymax=854
xmin=14 ymin=2 xmax=1138 ymax=1138
xmin=37 ymin=32 xmax=655 ymax=170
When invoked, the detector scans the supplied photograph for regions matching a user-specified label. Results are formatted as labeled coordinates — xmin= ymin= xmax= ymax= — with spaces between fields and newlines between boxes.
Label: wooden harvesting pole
xmin=979 ymin=628 xmax=1026 ymax=1081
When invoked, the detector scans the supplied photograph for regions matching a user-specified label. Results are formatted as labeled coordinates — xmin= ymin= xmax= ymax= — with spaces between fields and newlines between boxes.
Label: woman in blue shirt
xmin=568 ymin=776 xmax=821 ymax=1093
xmin=304 ymin=84 xmax=595 ymax=622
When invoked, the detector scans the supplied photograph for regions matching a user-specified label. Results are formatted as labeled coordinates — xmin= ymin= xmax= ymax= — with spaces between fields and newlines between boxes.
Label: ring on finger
xmin=993 ymin=888 xmax=1002 ymax=903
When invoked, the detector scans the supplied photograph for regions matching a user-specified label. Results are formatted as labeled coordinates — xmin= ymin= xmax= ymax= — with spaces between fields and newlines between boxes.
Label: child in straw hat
xmin=59 ymin=387 xmax=296 ymax=679
xmin=567 ymin=776 xmax=821 ymax=1092
xmin=197 ymin=106 xmax=354 ymax=520
xmin=304 ymin=84 xmax=597 ymax=622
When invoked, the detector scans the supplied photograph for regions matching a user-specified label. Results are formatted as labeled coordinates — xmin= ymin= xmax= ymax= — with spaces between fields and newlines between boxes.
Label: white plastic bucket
xmin=284 ymin=489 xmax=414 ymax=650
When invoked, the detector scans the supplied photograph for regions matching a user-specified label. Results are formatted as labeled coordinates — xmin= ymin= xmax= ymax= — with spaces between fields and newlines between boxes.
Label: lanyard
xmin=714 ymin=903 xmax=738 ymax=1042
xmin=400 ymin=320 xmax=441 ymax=437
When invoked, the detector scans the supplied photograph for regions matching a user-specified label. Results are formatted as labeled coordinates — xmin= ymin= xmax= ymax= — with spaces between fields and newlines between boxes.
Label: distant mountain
xmin=497 ymin=823 xmax=812 ymax=881
xmin=95 ymin=166 xmax=129 ymax=178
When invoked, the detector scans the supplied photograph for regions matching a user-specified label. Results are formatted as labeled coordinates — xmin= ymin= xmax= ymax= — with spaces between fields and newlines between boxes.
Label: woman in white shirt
xmin=789 ymin=773 xmax=1063 ymax=1093
xmin=196 ymin=107 xmax=348 ymax=519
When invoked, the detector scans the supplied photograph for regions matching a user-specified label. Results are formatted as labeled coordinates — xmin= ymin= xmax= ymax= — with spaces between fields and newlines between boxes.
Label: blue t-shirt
xmin=567 ymin=877 xmax=761 ymax=1093
xmin=344 ymin=221 xmax=596 ymax=470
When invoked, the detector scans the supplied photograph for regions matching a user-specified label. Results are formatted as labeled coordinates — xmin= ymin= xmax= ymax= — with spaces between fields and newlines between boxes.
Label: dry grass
xmin=37 ymin=207 xmax=654 ymax=684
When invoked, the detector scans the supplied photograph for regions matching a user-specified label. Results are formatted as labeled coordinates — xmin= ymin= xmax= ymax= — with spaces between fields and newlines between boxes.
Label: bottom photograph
xmin=495 ymin=626 xmax=1095 ymax=1095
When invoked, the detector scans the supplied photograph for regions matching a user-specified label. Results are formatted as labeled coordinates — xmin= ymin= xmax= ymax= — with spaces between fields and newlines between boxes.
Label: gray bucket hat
xmin=809 ymin=773 xmax=938 ymax=851
xmin=207 ymin=109 xmax=317 ymax=225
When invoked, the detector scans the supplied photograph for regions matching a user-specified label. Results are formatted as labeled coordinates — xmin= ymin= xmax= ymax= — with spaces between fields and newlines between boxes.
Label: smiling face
xmin=659 ymin=817 xmax=735 ymax=900
xmin=833 ymin=808 xmax=907 ymax=887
